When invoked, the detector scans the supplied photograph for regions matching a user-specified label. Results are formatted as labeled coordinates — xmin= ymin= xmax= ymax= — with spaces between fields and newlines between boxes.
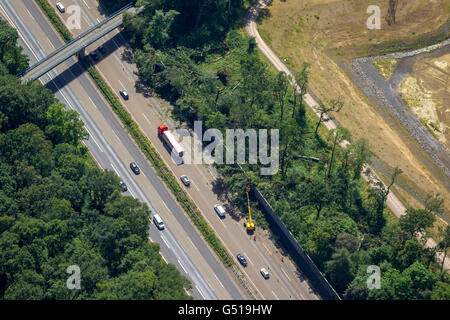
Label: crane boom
xmin=245 ymin=185 xmax=255 ymax=232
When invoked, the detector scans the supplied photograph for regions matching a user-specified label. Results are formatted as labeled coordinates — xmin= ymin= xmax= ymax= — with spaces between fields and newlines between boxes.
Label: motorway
xmin=38 ymin=0 xmax=319 ymax=299
xmin=0 ymin=0 xmax=247 ymax=300
xmin=246 ymin=0 xmax=450 ymax=271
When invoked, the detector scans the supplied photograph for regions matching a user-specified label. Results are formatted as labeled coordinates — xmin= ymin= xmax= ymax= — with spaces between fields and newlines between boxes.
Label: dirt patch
xmin=258 ymin=0 xmax=450 ymax=216
xmin=398 ymin=53 xmax=450 ymax=147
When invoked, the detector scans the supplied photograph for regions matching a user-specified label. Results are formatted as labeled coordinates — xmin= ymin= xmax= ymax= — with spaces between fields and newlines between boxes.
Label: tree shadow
xmin=134 ymin=78 xmax=154 ymax=98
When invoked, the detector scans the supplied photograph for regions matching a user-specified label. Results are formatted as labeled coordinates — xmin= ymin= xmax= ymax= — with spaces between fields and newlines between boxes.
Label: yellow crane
xmin=245 ymin=185 xmax=255 ymax=232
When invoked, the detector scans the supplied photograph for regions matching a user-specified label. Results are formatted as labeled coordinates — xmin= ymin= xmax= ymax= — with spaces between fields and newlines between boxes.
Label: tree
xmin=247 ymin=37 xmax=257 ymax=54
xmin=399 ymin=208 xmax=435 ymax=243
xmin=315 ymin=97 xmax=344 ymax=135
xmin=327 ymin=126 xmax=351 ymax=178
xmin=325 ymin=248 xmax=355 ymax=293
xmin=292 ymin=62 xmax=310 ymax=119
xmin=437 ymin=226 xmax=450 ymax=273
xmin=145 ymin=10 xmax=179 ymax=49
xmin=367 ymin=166 xmax=402 ymax=234
xmin=0 ymin=20 xmax=28 ymax=74
xmin=431 ymin=281 xmax=450 ymax=300
xmin=274 ymin=72 xmax=290 ymax=121
xmin=348 ymin=138 xmax=373 ymax=179
xmin=301 ymin=176 xmax=331 ymax=220
xmin=45 ymin=103 xmax=88 ymax=145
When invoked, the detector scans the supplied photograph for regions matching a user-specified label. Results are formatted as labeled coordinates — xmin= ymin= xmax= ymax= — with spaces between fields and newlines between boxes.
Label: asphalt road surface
xmin=42 ymin=0 xmax=319 ymax=299
xmin=0 ymin=0 xmax=246 ymax=300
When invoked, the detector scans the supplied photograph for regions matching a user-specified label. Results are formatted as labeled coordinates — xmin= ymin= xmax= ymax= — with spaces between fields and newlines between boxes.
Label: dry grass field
xmin=258 ymin=0 xmax=450 ymax=218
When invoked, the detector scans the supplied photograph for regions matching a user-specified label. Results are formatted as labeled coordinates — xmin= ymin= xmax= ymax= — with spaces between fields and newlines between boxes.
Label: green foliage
xmin=0 ymin=20 xmax=29 ymax=75
xmin=0 ymin=41 xmax=190 ymax=299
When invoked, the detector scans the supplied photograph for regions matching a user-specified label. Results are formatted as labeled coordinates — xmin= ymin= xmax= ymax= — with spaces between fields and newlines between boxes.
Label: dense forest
xmin=0 ymin=19 xmax=191 ymax=300
xmin=118 ymin=0 xmax=450 ymax=299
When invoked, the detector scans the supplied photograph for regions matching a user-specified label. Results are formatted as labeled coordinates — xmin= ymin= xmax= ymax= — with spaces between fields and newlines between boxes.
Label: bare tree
xmin=385 ymin=0 xmax=399 ymax=25
xmin=315 ymin=97 xmax=344 ymax=134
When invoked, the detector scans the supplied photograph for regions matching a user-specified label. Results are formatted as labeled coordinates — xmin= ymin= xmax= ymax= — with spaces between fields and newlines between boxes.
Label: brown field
xmin=258 ymin=0 xmax=450 ymax=218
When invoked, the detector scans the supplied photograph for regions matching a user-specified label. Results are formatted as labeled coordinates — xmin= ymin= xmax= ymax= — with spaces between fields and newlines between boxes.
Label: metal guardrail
xmin=17 ymin=2 xmax=134 ymax=78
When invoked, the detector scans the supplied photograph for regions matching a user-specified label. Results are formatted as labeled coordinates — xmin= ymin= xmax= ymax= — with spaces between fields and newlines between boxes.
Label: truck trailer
xmin=158 ymin=124 xmax=184 ymax=159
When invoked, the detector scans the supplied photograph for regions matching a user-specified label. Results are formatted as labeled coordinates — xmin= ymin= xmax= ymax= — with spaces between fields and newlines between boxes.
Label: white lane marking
xmin=112 ymin=130 xmax=120 ymax=142
xmin=196 ymin=285 xmax=205 ymax=299
xmin=84 ymin=127 xmax=103 ymax=152
xmin=128 ymin=188 xmax=136 ymax=199
xmin=281 ymin=267 xmax=291 ymax=281
xmin=272 ymin=290 xmax=279 ymax=300
xmin=243 ymin=253 xmax=253 ymax=265
xmin=118 ymin=79 xmax=126 ymax=90
xmin=25 ymin=7 xmax=32 ymax=18
xmin=110 ymin=163 xmax=119 ymax=176
xmin=214 ymin=274 xmax=224 ymax=289
xmin=187 ymin=237 xmax=195 ymax=249
xmin=160 ymin=234 xmax=170 ymax=249
xmin=177 ymin=259 xmax=188 ymax=274
xmin=191 ymin=181 xmax=200 ymax=192
xmin=161 ymin=200 xmax=170 ymax=213
xmin=46 ymin=37 xmax=54 ymax=49
xmin=262 ymin=242 xmax=270 ymax=253
xmin=87 ymin=96 xmax=99 ymax=110
xmin=82 ymin=0 xmax=89 ymax=8
xmin=142 ymin=113 xmax=151 ymax=125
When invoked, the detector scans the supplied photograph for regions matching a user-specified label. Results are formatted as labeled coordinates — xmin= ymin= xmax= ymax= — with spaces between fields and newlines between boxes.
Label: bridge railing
xmin=18 ymin=2 xmax=134 ymax=78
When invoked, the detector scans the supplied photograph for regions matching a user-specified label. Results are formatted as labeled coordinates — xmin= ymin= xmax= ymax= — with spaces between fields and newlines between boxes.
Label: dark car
xmin=236 ymin=254 xmax=247 ymax=267
xmin=119 ymin=180 xmax=127 ymax=192
xmin=90 ymin=50 xmax=99 ymax=61
xmin=130 ymin=162 xmax=140 ymax=175
xmin=119 ymin=89 xmax=129 ymax=100
xmin=98 ymin=45 xmax=106 ymax=54
xmin=180 ymin=175 xmax=190 ymax=186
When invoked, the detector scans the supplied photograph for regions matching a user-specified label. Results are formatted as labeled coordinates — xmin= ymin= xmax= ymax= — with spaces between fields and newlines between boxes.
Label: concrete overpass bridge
xmin=19 ymin=2 xmax=139 ymax=82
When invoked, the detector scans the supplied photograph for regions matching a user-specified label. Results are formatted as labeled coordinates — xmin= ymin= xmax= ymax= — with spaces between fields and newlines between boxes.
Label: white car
xmin=214 ymin=204 xmax=226 ymax=219
xmin=260 ymin=268 xmax=270 ymax=279
xmin=153 ymin=214 xmax=165 ymax=230
xmin=56 ymin=2 xmax=65 ymax=13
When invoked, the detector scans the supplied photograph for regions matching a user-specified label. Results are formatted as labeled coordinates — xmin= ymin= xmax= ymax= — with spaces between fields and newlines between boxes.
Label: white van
xmin=153 ymin=214 xmax=165 ymax=230
xmin=214 ymin=204 xmax=226 ymax=219
xmin=56 ymin=2 xmax=65 ymax=13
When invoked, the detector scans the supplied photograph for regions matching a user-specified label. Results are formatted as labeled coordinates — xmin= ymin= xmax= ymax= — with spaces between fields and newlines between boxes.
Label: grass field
xmin=257 ymin=0 xmax=450 ymax=219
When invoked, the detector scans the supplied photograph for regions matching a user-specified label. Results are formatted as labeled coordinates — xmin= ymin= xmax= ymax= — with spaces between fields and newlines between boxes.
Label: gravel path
xmin=350 ymin=40 xmax=450 ymax=181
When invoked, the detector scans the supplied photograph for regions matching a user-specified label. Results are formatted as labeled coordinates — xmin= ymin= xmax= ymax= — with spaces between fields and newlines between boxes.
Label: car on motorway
xmin=260 ymin=268 xmax=270 ymax=279
xmin=119 ymin=180 xmax=127 ymax=192
xmin=180 ymin=175 xmax=190 ymax=186
xmin=98 ymin=45 xmax=106 ymax=55
xmin=119 ymin=89 xmax=129 ymax=100
xmin=214 ymin=204 xmax=226 ymax=219
xmin=130 ymin=162 xmax=140 ymax=175
xmin=90 ymin=50 xmax=99 ymax=61
xmin=56 ymin=2 xmax=65 ymax=13
xmin=236 ymin=254 xmax=247 ymax=267
xmin=153 ymin=214 xmax=165 ymax=230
